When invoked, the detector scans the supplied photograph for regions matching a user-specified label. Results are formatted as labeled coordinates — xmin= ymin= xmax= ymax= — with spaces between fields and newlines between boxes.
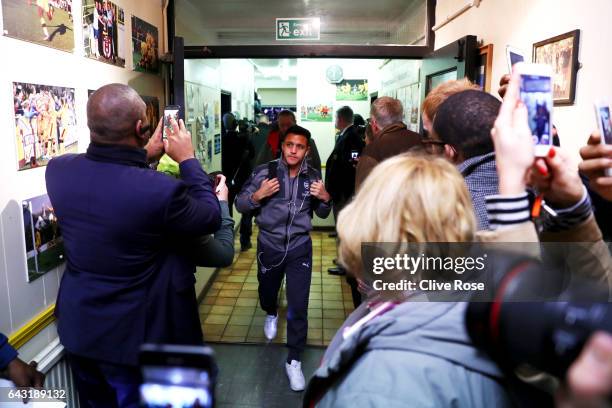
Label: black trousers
xmin=67 ymin=353 xmax=141 ymax=408
xmin=240 ymin=212 xmax=253 ymax=247
xmin=257 ymin=238 xmax=312 ymax=362
xmin=332 ymin=198 xmax=361 ymax=308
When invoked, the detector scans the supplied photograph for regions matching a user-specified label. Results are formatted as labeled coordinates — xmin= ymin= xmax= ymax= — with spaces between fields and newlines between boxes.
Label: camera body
xmin=466 ymin=257 xmax=612 ymax=378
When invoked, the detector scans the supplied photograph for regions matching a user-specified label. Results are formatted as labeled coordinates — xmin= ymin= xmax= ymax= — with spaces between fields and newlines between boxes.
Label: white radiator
xmin=34 ymin=340 xmax=79 ymax=408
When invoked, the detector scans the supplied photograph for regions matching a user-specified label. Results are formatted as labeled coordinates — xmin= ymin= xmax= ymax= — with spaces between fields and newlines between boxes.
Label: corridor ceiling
xmin=175 ymin=0 xmax=427 ymax=46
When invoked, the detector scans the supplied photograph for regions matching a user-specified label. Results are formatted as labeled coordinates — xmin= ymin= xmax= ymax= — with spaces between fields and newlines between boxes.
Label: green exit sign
xmin=276 ymin=18 xmax=320 ymax=41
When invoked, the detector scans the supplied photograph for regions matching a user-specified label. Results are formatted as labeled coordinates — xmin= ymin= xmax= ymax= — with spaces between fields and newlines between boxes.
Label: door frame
xmin=168 ymin=0 xmax=436 ymax=59
xmin=418 ymin=35 xmax=478 ymax=132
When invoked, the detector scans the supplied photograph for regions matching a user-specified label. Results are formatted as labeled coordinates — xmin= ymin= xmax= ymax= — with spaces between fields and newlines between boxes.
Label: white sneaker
xmin=285 ymin=360 xmax=305 ymax=391
xmin=264 ymin=314 xmax=278 ymax=340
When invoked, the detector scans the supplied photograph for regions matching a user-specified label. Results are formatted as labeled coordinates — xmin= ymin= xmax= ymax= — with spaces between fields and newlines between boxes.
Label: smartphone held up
xmin=139 ymin=344 xmax=216 ymax=408
xmin=516 ymin=63 xmax=553 ymax=157
xmin=505 ymin=45 xmax=525 ymax=72
xmin=163 ymin=105 xmax=180 ymax=140
xmin=594 ymin=100 xmax=612 ymax=176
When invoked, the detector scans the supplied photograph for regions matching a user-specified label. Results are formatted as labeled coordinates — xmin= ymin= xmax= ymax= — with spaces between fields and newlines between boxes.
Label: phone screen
xmin=599 ymin=106 xmax=612 ymax=144
xmin=140 ymin=366 xmax=213 ymax=408
xmin=509 ymin=52 xmax=524 ymax=68
xmin=520 ymin=74 xmax=552 ymax=147
xmin=163 ymin=108 xmax=179 ymax=139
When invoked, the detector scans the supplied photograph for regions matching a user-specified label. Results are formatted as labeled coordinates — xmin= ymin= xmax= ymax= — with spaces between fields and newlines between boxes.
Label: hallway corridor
xmin=199 ymin=229 xmax=355 ymax=346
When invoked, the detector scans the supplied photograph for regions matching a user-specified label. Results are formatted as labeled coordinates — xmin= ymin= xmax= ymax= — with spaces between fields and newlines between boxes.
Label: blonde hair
xmin=337 ymin=153 xmax=476 ymax=280
xmin=421 ymin=78 xmax=479 ymax=123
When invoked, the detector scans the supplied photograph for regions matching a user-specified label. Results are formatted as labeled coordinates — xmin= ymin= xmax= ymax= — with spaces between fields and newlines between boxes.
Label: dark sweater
xmin=355 ymin=123 xmax=422 ymax=191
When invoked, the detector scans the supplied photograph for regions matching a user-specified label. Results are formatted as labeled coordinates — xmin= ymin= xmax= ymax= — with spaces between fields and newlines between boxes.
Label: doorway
xmin=220 ymin=91 xmax=232 ymax=135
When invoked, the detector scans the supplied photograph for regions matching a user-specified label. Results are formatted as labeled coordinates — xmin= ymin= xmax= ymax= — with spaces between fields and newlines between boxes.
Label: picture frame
xmin=475 ymin=44 xmax=493 ymax=92
xmin=532 ymin=29 xmax=580 ymax=106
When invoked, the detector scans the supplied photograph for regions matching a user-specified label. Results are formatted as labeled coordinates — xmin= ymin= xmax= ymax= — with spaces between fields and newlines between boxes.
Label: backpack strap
xmin=267 ymin=160 xmax=278 ymax=180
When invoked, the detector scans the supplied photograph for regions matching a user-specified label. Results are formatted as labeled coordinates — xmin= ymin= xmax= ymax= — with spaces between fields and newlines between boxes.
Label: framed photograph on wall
xmin=83 ymin=0 xmax=126 ymax=67
xmin=300 ymin=104 xmax=333 ymax=122
xmin=214 ymin=133 xmax=221 ymax=154
xmin=475 ymin=44 xmax=493 ymax=92
xmin=532 ymin=30 xmax=580 ymax=106
xmin=13 ymin=82 xmax=78 ymax=171
xmin=335 ymin=80 xmax=368 ymax=101
xmin=131 ymin=15 xmax=159 ymax=74
xmin=22 ymin=193 xmax=64 ymax=282
xmin=2 ymin=0 xmax=74 ymax=52
xmin=141 ymin=95 xmax=159 ymax=129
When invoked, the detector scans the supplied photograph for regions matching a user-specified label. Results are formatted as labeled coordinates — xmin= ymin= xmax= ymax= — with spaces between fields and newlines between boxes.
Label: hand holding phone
xmin=506 ymin=46 xmax=525 ymax=72
xmin=491 ymin=68 xmax=536 ymax=196
xmin=594 ymin=101 xmax=612 ymax=177
xmin=144 ymin=117 xmax=165 ymax=162
xmin=139 ymin=344 xmax=215 ymax=408
xmin=579 ymin=132 xmax=612 ymax=201
xmin=516 ymin=63 xmax=554 ymax=157
xmin=162 ymin=111 xmax=195 ymax=164
xmin=163 ymin=105 xmax=180 ymax=140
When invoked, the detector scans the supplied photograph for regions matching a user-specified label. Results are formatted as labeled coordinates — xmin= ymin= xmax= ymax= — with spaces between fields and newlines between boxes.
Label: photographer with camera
xmin=553 ymin=130 xmax=612 ymax=407
xmin=466 ymin=70 xmax=612 ymax=407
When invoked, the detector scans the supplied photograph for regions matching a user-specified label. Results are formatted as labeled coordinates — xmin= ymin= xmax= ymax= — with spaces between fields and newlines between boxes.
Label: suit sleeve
xmin=315 ymin=198 xmax=332 ymax=219
xmin=0 ymin=333 xmax=18 ymax=370
xmin=235 ymin=167 xmax=267 ymax=213
xmin=188 ymin=201 xmax=235 ymax=267
xmin=354 ymin=155 xmax=378 ymax=193
xmin=165 ymin=158 xmax=221 ymax=235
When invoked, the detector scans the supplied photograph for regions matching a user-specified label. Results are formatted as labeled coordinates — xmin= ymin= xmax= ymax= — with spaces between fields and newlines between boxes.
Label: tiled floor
xmin=212 ymin=343 xmax=324 ymax=407
xmin=199 ymin=229 xmax=355 ymax=346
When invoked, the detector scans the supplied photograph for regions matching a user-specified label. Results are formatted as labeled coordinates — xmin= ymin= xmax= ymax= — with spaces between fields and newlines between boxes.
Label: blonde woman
xmin=303 ymin=71 xmax=610 ymax=407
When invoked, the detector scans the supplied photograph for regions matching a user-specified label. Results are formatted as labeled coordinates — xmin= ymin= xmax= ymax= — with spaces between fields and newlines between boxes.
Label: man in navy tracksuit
xmin=236 ymin=125 xmax=331 ymax=391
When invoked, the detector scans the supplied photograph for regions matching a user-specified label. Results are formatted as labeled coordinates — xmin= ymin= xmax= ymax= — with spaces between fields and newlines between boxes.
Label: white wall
xmin=220 ymin=59 xmax=256 ymax=121
xmin=435 ymin=0 xmax=612 ymax=160
xmin=0 ymin=0 xmax=165 ymax=361
xmin=184 ymin=59 xmax=255 ymax=123
xmin=296 ymin=59 xmax=384 ymax=163
xmin=258 ymin=88 xmax=296 ymax=106
xmin=184 ymin=58 xmax=256 ymax=174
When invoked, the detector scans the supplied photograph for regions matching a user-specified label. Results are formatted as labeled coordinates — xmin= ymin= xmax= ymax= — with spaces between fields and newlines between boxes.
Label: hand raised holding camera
xmin=579 ymin=131 xmax=612 ymax=201
xmin=491 ymin=70 xmax=535 ymax=195
xmin=145 ymin=117 xmax=164 ymax=163
xmin=163 ymin=118 xmax=195 ymax=164
xmin=253 ymin=178 xmax=280 ymax=203
xmin=529 ymin=147 xmax=585 ymax=208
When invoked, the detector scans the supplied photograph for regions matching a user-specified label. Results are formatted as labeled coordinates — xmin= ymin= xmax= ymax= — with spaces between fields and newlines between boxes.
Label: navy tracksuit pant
xmin=257 ymin=238 xmax=312 ymax=362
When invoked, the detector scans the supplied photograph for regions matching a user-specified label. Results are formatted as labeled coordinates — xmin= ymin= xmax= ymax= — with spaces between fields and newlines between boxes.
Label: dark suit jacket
xmin=325 ymin=125 xmax=365 ymax=208
xmin=46 ymin=143 xmax=221 ymax=366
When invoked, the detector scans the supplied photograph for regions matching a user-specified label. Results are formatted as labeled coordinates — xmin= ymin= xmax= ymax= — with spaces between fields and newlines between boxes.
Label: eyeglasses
xmin=421 ymin=138 xmax=445 ymax=146
xmin=421 ymin=137 xmax=446 ymax=155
